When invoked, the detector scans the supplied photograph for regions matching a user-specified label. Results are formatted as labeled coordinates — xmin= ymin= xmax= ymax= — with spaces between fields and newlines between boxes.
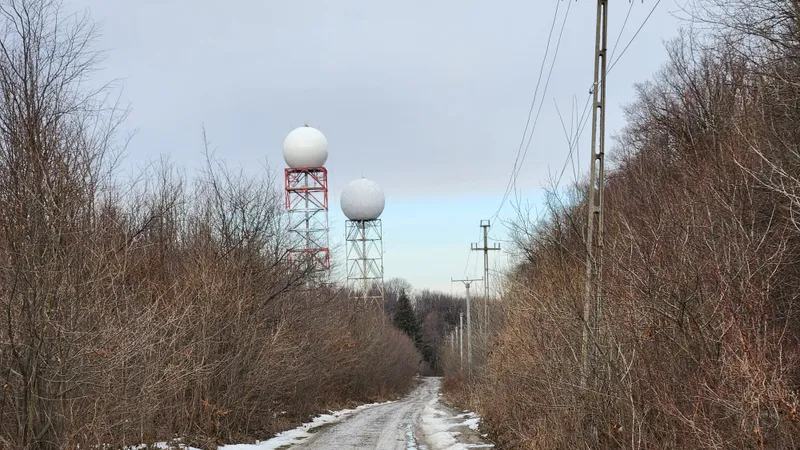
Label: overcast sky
xmin=71 ymin=0 xmax=686 ymax=294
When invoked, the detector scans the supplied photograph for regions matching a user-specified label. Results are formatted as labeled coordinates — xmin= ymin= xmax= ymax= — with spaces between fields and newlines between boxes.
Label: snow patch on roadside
xmin=418 ymin=393 xmax=493 ymax=450
xmin=463 ymin=418 xmax=480 ymax=430
xmin=125 ymin=441 xmax=200 ymax=449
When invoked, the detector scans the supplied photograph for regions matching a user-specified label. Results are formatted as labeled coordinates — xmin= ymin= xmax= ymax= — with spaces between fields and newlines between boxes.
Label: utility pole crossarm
xmin=470 ymin=243 xmax=501 ymax=251
xmin=450 ymin=277 xmax=484 ymax=286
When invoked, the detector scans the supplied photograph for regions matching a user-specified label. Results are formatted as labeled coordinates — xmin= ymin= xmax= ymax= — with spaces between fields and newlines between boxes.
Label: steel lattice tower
xmin=285 ymin=167 xmax=330 ymax=271
xmin=345 ymin=219 xmax=384 ymax=305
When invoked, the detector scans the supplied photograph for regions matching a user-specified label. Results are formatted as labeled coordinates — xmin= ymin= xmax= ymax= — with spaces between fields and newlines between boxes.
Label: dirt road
xmin=291 ymin=377 xmax=493 ymax=449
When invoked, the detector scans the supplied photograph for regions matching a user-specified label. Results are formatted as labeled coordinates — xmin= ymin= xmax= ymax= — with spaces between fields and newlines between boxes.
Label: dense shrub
xmin=0 ymin=2 xmax=420 ymax=448
xmin=448 ymin=1 xmax=800 ymax=448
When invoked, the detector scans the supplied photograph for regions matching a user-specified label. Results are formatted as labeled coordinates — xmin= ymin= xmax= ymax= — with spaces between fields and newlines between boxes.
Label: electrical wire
xmin=551 ymin=0 xmax=662 ymax=192
xmin=472 ymin=248 xmax=481 ymax=279
xmin=462 ymin=246 xmax=473 ymax=277
xmin=608 ymin=0 xmax=635 ymax=65
xmin=489 ymin=0 xmax=566 ymax=223
xmin=554 ymin=91 xmax=592 ymax=190
xmin=484 ymin=1 xmax=662 ymax=284
xmin=456 ymin=2 xmax=576 ymax=284
xmin=511 ymin=0 xmax=573 ymax=208
xmin=550 ymin=0 xmax=650 ymax=191
xmin=494 ymin=0 xmax=659 ymax=224
xmin=461 ymin=228 xmax=483 ymax=277
xmin=608 ymin=0 xmax=663 ymax=73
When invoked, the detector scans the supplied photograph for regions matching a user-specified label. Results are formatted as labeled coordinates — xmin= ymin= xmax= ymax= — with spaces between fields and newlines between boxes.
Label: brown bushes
xmin=448 ymin=1 xmax=800 ymax=448
xmin=0 ymin=1 xmax=420 ymax=448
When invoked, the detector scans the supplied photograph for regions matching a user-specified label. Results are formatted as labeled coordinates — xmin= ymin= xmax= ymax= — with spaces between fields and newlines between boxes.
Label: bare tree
xmin=0 ymin=1 xmax=423 ymax=448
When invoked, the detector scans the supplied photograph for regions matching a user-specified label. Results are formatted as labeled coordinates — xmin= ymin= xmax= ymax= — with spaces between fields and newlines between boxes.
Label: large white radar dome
xmin=283 ymin=125 xmax=328 ymax=168
xmin=341 ymin=178 xmax=385 ymax=221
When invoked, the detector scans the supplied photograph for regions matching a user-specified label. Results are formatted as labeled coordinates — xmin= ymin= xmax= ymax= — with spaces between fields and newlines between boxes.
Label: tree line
xmin=385 ymin=278 xmax=466 ymax=375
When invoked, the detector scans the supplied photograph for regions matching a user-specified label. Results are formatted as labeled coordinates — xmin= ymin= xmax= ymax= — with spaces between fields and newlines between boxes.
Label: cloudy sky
xmin=70 ymin=0 xmax=686 ymax=294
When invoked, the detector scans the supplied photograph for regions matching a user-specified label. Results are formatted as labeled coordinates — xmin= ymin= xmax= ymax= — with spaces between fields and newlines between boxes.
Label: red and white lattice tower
xmin=283 ymin=125 xmax=330 ymax=271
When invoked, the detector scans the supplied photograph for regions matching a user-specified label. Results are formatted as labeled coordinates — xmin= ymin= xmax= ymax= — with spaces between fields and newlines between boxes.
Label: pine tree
xmin=393 ymin=289 xmax=419 ymax=341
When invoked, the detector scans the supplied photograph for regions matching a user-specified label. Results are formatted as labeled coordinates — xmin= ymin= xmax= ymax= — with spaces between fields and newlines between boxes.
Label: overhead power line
xmin=483 ymin=0 xmax=663 ymax=283
xmin=512 ymin=0 xmax=573 ymax=207
xmin=489 ymin=0 xmax=570 ymax=223
xmin=462 ymin=228 xmax=483 ymax=277
xmin=608 ymin=0 xmax=635 ymax=65
xmin=608 ymin=0 xmax=663 ymax=73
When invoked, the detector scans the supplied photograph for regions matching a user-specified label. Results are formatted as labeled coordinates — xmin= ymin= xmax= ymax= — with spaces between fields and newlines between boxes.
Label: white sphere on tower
xmin=283 ymin=125 xmax=328 ymax=168
xmin=340 ymin=178 xmax=385 ymax=221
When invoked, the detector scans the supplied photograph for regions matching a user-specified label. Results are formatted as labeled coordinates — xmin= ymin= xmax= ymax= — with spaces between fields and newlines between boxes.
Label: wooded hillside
xmin=449 ymin=1 xmax=800 ymax=448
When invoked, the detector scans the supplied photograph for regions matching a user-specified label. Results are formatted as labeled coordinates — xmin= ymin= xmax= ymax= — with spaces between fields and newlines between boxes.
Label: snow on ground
xmin=218 ymin=400 xmax=395 ymax=450
xmin=418 ymin=392 xmax=494 ymax=450
xmin=127 ymin=379 xmax=494 ymax=450
xmin=126 ymin=442 xmax=200 ymax=450
xmin=128 ymin=400 xmax=394 ymax=450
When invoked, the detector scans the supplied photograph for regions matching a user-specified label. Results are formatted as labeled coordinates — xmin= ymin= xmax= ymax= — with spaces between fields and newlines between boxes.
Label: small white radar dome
xmin=283 ymin=125 xmax=328 ymax=168
xmin=341 ymin=178 xmax=385 ymax=221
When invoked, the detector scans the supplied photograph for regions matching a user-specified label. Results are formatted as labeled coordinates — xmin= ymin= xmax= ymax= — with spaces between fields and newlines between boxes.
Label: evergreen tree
xmin=393 ymin=289 xmax=419 ymax=341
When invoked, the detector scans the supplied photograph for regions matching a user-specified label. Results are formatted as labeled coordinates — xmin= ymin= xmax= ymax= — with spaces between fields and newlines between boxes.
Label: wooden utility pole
xmin=582 ymin=0 xmax=608 ymax=390
xmin=472 ymin=220 xmax=500 ymax=334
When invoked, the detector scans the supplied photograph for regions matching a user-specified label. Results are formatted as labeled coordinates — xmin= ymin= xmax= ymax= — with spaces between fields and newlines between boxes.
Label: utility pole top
xmin=451 ymin=277 xmax=483 ymax=288
xmin=472 ymin=220 xmax=501 ymax=334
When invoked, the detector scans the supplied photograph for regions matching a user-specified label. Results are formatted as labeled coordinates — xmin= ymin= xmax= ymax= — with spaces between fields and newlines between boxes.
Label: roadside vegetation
xmin=444 ymin=0 xmax=800 ymax=448
xmin=0 ymin=1 xmax=421 ymax=448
